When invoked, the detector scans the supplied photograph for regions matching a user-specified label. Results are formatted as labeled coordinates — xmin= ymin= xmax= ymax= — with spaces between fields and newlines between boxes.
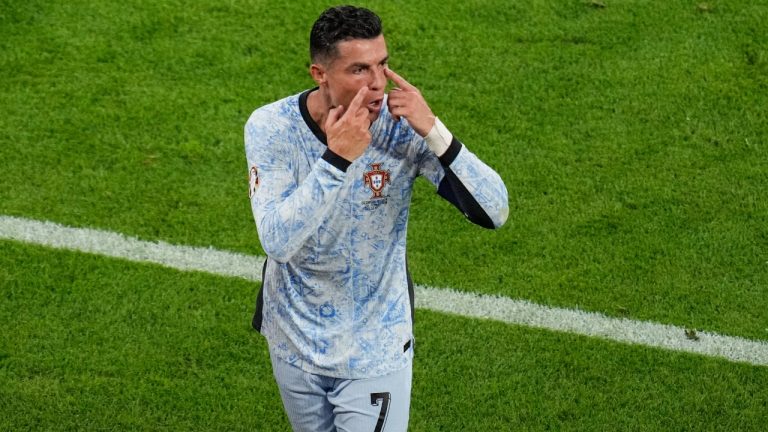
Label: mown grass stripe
xmin=416 ymin=289 xmax=768 ymax=367
xmin=0 ymin=215 xmax=264 ymax=281
xmin=2 ymin=214 xmax=767 ymax=367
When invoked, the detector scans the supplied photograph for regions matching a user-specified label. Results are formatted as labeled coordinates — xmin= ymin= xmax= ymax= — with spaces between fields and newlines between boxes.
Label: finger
xmin=384 ymin=67 xmax=416 ymax=91
xmin=387 ymin=92 xmax=400 ymax=122
xmin=387 ymin=88 xmax=407 ymax=106
xmin=346 ymin=85 xmax=369 ymax=114
xmin=388 ymin=105 xmax=401 ymax=122
xmin=358 ymin=109 xmax=373 ymax=128
xmin=325 ymin=104 xmax=345 ymax=128
xmin=387 ymin=90 xmax=404 ymax=121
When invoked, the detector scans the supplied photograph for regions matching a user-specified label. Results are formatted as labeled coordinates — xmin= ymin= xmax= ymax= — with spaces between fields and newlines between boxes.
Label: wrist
xmin=322 ymin=148 xmax=352 ymax=172
xmin=424 ymin=117 xmax=453 ymax=157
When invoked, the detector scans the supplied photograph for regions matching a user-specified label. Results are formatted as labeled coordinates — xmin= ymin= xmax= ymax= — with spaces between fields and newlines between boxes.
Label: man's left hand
xmin=385 ymin=68 xmax=436 ymax=137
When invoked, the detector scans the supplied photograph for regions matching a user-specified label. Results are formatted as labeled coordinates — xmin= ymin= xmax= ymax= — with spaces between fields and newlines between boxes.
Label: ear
xmin=309 ymin=63 xmax=326 ymax=86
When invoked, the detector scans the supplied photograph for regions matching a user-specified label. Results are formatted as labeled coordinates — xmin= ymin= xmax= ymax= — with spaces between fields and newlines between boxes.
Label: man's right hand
xmin=325 ymin=86 xmax=372 ymax=162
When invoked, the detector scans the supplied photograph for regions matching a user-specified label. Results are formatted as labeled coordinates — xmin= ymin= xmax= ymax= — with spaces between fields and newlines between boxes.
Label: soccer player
xmin=244 ymin=5 xmax=508 ymax=431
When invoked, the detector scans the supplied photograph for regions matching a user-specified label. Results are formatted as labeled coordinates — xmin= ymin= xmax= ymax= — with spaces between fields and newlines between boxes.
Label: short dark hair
xmin=309 ymin=5 xmax=382 ymax=64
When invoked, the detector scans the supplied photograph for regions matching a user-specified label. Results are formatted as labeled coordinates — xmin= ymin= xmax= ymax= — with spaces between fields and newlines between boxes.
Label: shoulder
xmin=246 ymin=92 xmax=302 ymax=131
xmin=244 ymin=91 xmax=306 ymax=156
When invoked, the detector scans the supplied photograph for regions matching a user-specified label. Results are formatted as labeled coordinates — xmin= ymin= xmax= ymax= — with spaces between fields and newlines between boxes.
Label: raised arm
xmin=385 ymin=67 xmax=509 ymax=229
xmin=245 ymin=87 xmax=375 ymax=262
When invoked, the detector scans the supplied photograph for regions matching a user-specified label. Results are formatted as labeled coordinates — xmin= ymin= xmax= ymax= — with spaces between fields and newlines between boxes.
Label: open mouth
xmin=367 ymin=98 xmax=383 ymax=112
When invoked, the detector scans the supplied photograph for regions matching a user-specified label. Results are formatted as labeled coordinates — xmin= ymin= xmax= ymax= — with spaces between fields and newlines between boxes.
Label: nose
xmin=369 ymin=65 xmax=387 ymax=92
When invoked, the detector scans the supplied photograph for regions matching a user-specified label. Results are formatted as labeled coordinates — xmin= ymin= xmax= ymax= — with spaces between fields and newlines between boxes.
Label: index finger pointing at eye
xmin=384 ymin=67 xmax=416 ymax=91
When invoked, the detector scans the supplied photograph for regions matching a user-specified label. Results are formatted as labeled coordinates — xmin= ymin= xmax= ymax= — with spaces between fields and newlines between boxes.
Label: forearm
xmin=438 ymin=145 xmax=509 ymax=229
xmin=427 ymin=119 xmax=509 ymax=229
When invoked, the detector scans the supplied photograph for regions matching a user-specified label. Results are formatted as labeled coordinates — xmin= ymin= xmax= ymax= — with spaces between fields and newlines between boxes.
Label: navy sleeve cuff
xmin=438 ymin=137 xmax=463 ymax=167
xmin=322 ymin=149 xmax=352 ymax=172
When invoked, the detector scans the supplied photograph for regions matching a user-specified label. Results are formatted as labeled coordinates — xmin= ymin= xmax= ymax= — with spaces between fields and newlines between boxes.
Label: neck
xmin=306 ymin=88 xmax=330 ymax=133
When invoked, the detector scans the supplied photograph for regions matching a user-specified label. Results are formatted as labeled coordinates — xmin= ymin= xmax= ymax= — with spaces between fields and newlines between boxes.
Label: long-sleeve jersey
xmin=244 ymin=88 xmax=508 ymax=379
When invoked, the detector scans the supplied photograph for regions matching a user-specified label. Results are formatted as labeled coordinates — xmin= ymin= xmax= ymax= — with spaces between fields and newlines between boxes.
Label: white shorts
xmin=269 ymin=349 xmax=412 ymax=432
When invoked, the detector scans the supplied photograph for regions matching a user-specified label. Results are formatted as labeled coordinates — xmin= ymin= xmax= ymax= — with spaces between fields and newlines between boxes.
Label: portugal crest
xmin=363 ymin=163 xmax=390 ymax=199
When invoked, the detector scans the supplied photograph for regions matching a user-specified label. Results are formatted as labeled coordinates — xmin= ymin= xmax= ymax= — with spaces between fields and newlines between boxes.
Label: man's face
xmin=315 ymin=34 xmax=389 ymax=124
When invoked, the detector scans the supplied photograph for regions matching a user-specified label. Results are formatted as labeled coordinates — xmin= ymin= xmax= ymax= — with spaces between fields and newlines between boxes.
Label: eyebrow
xmin=349 ymin=56 xmax=389 ymax=69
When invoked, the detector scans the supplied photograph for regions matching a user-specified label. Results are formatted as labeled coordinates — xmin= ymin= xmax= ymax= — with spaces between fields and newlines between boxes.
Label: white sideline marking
xmin=2 ymin=215 xmax=767 ymax=367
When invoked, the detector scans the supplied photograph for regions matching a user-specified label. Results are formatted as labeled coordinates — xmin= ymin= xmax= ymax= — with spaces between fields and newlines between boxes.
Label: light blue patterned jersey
xmin=245 ymin=89 xmax=508 ymax=379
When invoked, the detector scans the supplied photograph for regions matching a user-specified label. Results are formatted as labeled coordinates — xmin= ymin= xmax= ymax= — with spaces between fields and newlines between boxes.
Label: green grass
xmin=2 ymin=0 xmax=768 ymax=430
xmin=0 ymin=241 xmax=288 ymax=430
xmin=3 ymin=241 xmax=767 ymax=430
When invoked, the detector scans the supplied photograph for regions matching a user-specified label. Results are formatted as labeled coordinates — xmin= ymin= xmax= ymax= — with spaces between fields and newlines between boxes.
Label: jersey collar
xmin=298 ymin=87 xmax=327 ymax=146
